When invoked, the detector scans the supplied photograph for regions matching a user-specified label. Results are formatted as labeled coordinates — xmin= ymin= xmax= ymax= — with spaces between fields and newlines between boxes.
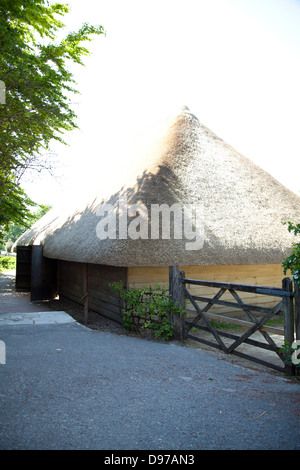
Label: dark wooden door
xmin=30 ymin=245 xmax=58 ymax=301
xmin=15 ymin=246 xmax=32 ymax=291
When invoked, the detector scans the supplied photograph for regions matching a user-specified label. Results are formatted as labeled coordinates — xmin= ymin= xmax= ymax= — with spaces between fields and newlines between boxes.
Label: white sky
xmin=22 ymin=0 xmax=300 ymax=207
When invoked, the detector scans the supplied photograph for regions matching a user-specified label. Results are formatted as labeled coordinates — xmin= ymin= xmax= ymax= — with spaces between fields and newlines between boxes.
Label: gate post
xmin=83 ymin=263 xmax=89 ymax=326
xmin=282 ymin=277 xmax=294 ymax=346
xmin=294 ymin=281 xmax=300 ymax=342
xmin=169 ymin=265 xmax=186 ymax=340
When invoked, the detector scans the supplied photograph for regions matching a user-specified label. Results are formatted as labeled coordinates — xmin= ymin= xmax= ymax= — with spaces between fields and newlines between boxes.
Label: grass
xmin=209 ymin=319 xmax=240 ymax=330
xmin=190 ymin=319 xmax=240 ymax=333
xmin=205 ymin=316 xmax=284 ymax=330
xmin=0 ymin=255 xmax=16 ymax=274
xmin=264 ymin=315 xmax=284 ymax=327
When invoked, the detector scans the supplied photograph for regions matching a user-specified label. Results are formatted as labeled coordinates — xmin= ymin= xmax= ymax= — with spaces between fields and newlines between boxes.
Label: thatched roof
xmin=14 ymin=106 xmax=300 ymax=267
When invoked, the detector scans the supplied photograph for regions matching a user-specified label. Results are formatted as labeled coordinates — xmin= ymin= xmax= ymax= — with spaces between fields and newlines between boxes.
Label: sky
xmin=21 ymin=0 xmax=300 ymax=208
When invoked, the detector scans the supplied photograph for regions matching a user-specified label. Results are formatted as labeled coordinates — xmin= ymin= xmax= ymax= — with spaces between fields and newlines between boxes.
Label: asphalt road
xmin=0 ymin=319 xmax=299 ymax=450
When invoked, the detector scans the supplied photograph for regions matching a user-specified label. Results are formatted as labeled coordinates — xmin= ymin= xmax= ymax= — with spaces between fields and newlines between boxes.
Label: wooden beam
xmin=182 ymin=278 xmax=290 ymax=297
xmin=185 ymin=309 xmax=284 ymax=335
xmin=294 ymin=282 xmax=300 ymax=341
xmin=83 ymin=263 xmax=88 ymax=326
xmin=190 ymin=295 xmax=272 ymax=314
xmin=169 ymin=265 xmax=186 ymax=340
xmin=282 ymin=277 xmax=294 ymax=344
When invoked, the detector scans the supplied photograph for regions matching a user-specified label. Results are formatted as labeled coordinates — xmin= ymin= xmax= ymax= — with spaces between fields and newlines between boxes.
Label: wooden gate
xmin=169 ymin=265 xmax=300 ymax=374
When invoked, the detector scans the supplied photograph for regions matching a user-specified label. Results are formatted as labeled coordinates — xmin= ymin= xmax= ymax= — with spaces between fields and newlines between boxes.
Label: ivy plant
xmin=282 ymin=221 xmax=300 ymax=284
xmin=279 ymin=340 xmax=300 ymax=371
xmin=109 ymin=282 xmax=184 ymax=340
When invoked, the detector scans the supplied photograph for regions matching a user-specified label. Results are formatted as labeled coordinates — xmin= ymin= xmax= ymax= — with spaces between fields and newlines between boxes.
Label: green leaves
xmin=282 ymin=221 xmax=300 ymax=284
xmin=279 ymin=340 xmax=300 ymax=369
xmin=1 ymin=202 xmax=52 ymax=249
xmin=0 ymin=255 xmax=16 ymax=273
xmin=109 ymin=282 xmax=183 ymax=340
xmin=0 ymin=174 xmax=37 ymax=243
xmin=0 ymin=0 xmax=105 ymax=243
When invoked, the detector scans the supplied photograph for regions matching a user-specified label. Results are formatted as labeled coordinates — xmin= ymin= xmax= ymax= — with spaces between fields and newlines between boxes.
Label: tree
xmin=0 ymin=174 xmax=37 ymax=243
xmin=0 ymin=0 xmax=105 ymax=243
xmin=1 ymin=203 xmax=52 ymax=249
xmin=282 ymin=221 xmax=300 ymax=284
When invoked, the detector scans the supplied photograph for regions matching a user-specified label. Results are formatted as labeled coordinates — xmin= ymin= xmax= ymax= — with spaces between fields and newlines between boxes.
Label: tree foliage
xmin=1 ymin=203 xmax=52 ymax=250
xmin=0 ymin=174 xmax=37 ymax=243
xmin=282 ymin=221 xmax=300 ymax=284
xmin=0 ymin=0 xmax=105 ymax=243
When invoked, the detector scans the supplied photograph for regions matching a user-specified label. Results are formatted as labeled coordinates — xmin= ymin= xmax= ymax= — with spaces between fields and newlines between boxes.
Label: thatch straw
xmin=14 ymin=106 xmax=300 ymax=267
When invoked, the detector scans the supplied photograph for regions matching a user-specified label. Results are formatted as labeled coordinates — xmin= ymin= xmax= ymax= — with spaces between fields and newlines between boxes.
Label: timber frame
xmin=169 ymin=265 xmax=300 ymax=375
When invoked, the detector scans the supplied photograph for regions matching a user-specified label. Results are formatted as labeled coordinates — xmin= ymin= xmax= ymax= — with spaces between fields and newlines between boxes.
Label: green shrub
xmin=282 ymin=221 xmax=300 ymax=284
xmin=109 ymin=282 xmax=183 ymax=340
xmin=279 ymin=340 xmax=300 ymax=371
xmin=0 ymin=256 xmax=16 ymax=273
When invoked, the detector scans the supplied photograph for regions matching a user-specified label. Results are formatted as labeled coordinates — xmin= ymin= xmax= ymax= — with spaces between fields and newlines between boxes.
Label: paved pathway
xmin=0 ymin=270 xmax=299 ymax=451
xmin=0 ymin=310 xmax=76 ymax=326
xmin=0 ymin=270 xmax=76 ymax=326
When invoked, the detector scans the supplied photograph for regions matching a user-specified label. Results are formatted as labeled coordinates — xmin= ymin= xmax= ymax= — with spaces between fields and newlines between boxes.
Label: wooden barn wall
xmin=59 ymin=260 xmax=127 ymax=323
xmin=127 ymin=264 xmax=287 ymax=318
xmin=58 ymin=262 xmax=288 ymax=323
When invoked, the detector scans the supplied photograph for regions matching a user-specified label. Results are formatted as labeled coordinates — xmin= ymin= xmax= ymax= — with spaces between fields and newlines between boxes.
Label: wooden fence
xmin=169 ymin=265 xmax=300 ymax=375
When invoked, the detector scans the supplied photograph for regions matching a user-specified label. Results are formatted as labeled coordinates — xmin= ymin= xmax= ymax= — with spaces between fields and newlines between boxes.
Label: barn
xmin=14 ymin=106 xmax=300 ymax=324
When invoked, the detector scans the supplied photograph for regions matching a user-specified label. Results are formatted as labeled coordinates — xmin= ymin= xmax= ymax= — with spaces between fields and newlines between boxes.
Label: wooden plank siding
xmin=58 ymin=262 xmax=287 ymax=324
xmin=128 ymin=264 xmax=285 ymax=288
xmin=59 ymin=260 xmax=127 ymax=323
xmin=59 ymin=260 xmax=84 ymax=305
xmin=87 ymin=264 xmax=127 ymax=324
xmin=128 ymin=264 xmax=287 ymax=319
